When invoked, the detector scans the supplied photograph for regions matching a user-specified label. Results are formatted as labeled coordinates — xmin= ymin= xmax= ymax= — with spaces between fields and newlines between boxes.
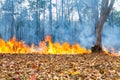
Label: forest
xmin=0 ymin=0 xmax=120 ymax=52
xmin=0 ymin=0 xmax=120 ymax=79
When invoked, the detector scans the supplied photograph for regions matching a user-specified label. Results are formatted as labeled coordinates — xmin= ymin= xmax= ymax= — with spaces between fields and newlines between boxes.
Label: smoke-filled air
xmin=0 ymin=0 xmax=120 ymax=54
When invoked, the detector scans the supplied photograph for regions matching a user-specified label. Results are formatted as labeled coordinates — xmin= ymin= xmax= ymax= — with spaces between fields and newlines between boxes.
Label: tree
xmin=49 ymin=0 xmax=52 ymax=34
xmin=28 ymin=0 xmax=47 ymax=42
xmin=92 ymin=0 xmax=115 ymax=52
xmin=10 ymin=0 xmax=14 ymax=38
xmin=2 ymin=0 xmax=16 ymax=39
xmin=36 ymin=0 xmax=41 ymax=42
xmin=36 ymin=0 xmax=47 ymax=41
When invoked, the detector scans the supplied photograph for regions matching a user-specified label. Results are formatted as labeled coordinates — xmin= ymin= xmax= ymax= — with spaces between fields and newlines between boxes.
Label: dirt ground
xmin=0 ymin=53 xmax=120 ymax=80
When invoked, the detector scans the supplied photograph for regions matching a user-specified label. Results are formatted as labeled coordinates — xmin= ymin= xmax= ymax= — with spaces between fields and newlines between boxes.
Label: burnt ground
xmin=0 ymin=53 xmax=120 ymax=80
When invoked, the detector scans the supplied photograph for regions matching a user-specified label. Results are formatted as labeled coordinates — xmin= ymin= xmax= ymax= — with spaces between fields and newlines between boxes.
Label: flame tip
xmin=0 ymin=35 xmax=119 ymax=56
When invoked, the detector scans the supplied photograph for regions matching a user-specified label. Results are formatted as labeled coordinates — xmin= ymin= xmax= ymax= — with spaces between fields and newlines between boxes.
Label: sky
xmin=114 ymin=0 xmax=120 ymax=11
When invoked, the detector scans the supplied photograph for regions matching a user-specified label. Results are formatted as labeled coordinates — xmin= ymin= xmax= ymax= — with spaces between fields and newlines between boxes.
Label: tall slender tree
xmin=10 ymin=0 xmax=15 ymax=38
xmin=49 ymin=0 xmax=52 ymax=33
xmin=36 ymin=0 xmax=41 ymax=42
xmin=92 ymin=0 xmax=115 ymax=52
xmin=36 ymin=0 xmax=46 ymax=42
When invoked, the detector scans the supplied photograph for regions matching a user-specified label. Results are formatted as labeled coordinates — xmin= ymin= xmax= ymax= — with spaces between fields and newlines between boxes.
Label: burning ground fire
xmin=0 ymin=35 xmax=119 ymax=56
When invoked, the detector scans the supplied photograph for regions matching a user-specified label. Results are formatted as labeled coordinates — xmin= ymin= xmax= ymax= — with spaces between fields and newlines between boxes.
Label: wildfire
xmin=103 ymin=47 xmax=120 ymax=56
xmin=0 ymin=35 xmax=120 ymax=56
xmin=0 ymin=35 xmax=91 ymax=54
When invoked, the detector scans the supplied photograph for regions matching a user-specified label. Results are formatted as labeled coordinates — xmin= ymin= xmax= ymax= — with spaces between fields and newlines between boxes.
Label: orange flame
xmin=103 ymin=47 xmax=120 ymax=56
xmin=0 ymin=35 xmax=91 ymax=54
xmin=0 ymin=35 xmax=119 ymax=56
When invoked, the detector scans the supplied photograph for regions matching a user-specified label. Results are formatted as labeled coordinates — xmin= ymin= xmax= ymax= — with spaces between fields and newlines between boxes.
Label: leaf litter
xmin=0 ymin=53 xmax=120 ymax=80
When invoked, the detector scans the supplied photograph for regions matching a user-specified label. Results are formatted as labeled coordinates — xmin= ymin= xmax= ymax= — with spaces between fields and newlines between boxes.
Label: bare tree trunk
xmin=36 ymin=0 xmax=43 ymax=42
xmin=49 ymin=0 xmax=52 ymax=32
xmin=93 ymin=17 xmax=105 ymax=52
xmin=62 ymin=0 xmax=64 ymax=21
xmin=76 ymin=0 xmax=82 ymax=24
xmin=42 ymin=1 xmax=46 ymax=41
xmin=11 ymin=0 xmax=14 ymax=38
xmin=56 ymin=0 xmax=58 ymax=26
xmin=92 ymin=0 xmax=115 ymax=52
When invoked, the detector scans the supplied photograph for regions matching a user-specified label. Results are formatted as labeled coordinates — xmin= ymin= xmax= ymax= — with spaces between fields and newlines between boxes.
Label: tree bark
xmin=49 ymin=0 xmax=52 ymax=32
xmin=92 ymin=0 xmax=115 ymax=53
xmin=11 ymin=0 xmax=15 ymax=38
